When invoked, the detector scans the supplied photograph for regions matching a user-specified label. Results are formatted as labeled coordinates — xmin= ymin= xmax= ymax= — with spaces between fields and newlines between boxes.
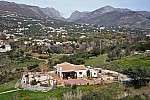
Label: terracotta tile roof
xmin=73 ymin=65 xmax=86 ymax=70
xmin=57 ymin=62 xmax=86 ymax=72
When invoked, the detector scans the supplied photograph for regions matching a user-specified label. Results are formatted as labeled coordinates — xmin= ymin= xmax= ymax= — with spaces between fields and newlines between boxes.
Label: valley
xmin=0 ymin=1 xmax=150 ymax=100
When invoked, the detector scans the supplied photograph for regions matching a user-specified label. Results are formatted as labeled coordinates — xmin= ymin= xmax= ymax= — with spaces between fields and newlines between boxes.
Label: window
xmin=79 ymin=72 xmax=82 ymax=75
xmin=25 ymin=75 xmax=29 ymax=77
xmin=99 ymin=70 xmax=101 ymax=73
xmin=107 ymin=78 xmax=110 ymax=80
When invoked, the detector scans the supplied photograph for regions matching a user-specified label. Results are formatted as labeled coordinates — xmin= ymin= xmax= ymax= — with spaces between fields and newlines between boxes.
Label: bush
xmin=27 ymin=64 xmax=39 ymax=70
xmin=72 ymin=85 xmax=77 ymax=89
xmin=38 ymin=56 xmax=49 ymax=59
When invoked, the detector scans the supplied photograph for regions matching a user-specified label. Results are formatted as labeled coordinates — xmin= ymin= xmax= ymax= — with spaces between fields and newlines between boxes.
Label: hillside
xmin=67 ymin=11 xmax=89 ymax=22
xmin=0 ymin=1 xmax=64 ymax=19
xmin=68 ymin=6 xmax=150 ymax=29
xmin=1 ymin=1 xmax=150 ymax=29
xmin=41 ymin=7 xmax=65 ymax=20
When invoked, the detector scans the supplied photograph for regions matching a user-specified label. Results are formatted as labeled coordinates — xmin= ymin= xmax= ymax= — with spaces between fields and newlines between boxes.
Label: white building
xmin=54 ymin=62 xmax=99 ymax=79
xmin=55 ymin=62 xmax=87 ymax=79
xmin=0 ymin=44 xmax=11 ymax=53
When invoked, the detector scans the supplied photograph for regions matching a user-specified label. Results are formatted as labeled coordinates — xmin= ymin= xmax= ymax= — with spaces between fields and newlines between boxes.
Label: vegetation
xmin=0 ymin=83 xmax=124 ymax=100
xmin=0 ymin=80 xmax=17 ymax=92
xmin=0 ymin=7 xmax=150 ymax=99
xmin=0 ymin=83 xmax=149 ymax=100
xmin=111 ymin=54 xmax=150 ymax=72
xmin=0 ymin=50 xmax=45 ymax=84
xmin=85 ymin=54 xmax=108 ymax=67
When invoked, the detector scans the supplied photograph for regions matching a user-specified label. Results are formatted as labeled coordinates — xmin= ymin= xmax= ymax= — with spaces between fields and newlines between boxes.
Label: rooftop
xmin=56 ymin=62 xmax=86 ymax=72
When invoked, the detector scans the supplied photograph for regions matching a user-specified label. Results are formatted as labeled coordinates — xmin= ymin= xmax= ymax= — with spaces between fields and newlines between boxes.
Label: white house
xmin=0 ymin=44 xmax=11 ymax=53
xmin=54 ymin=62 xmax=87 ymax=79
xmin=54 ymin=62 xmax=99 ymax=79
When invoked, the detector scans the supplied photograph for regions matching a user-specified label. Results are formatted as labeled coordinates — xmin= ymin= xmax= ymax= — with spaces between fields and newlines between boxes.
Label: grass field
xmin=85 ymin=54 xmax=150 ymax=72
xmin=11 ymin=57 xmax=45 ymax=68
xmin=85 ymin=54 xmax=108 ymax=67
xmin=0 ymin=80 xmax=17 ymax=92
xmin=0 ymin=87 xmax=72 ymax=100
xmin=111 ymin=54 xmax=150 ymax=72
xmin=0 ymin=82 xmax=149 ymax=100
xmin=0 ymin=83 xmax=124 ymax=100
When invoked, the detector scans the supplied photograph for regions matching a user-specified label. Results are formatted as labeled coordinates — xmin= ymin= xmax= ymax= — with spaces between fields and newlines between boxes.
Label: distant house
xmin=80 ymin=35 xmax=86 ymax=39
xmin=0 ymin=33 xmax=12 ymax=53
xmin=146 ymin=34 xmax=150 ymax=37
xmin=0 ymin=44 xmax=11 ymax=53
xmin=145 ymin=50 xmax=150 ymax=53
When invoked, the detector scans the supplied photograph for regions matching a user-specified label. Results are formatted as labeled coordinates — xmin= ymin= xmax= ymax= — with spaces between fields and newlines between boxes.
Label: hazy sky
xmin=4 ymin=0 xmax=150 ymax=18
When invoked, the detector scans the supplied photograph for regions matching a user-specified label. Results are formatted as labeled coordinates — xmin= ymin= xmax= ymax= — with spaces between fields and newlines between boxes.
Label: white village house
xmin=0 ymin=33 xmax=12 ymax=53
xmin=54 ymin=62 xmax=100 ymax=79
xmin=20 ymin=62 xmax=131 ymax=91
xmin=0 ymin=44 xmax=11 ymax=53
xmin=54 ymin=62 xmax=130 ymax=82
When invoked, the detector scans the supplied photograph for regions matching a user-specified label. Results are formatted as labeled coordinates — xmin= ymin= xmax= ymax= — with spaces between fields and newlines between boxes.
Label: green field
xmin=110 ymin=54 xmax=150 ymax=72
xmin=85 ymin=54 xmax=150 ymax=73
xmin=0 ymin=87 xmax=70 ymax=100
xmin=0 ymin=83 xmax=124 ymax=100
xmin=11 ymin=57 xmax=45 ymax=68
xmin=113 ymin=54 xmax=150 ymax=67
xmin=85 ymin=54 xmax=108 ymax=67
xmin=0 ymin=81 xmax=149 ymax=100
xmin=0 ymin=80 xmax=17 ymax=92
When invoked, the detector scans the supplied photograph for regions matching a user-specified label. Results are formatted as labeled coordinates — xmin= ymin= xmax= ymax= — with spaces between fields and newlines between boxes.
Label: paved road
xmin=0 ymin=89 xmax=21 ymax=95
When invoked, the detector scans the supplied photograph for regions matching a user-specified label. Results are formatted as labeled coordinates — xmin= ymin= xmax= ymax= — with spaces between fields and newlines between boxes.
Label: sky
xmin=4 ymin=0 xmax=150 ymax=18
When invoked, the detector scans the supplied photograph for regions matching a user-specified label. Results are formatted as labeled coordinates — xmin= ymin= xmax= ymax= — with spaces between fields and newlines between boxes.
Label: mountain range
xmin=0 ymin=1 xmax=63 ymax=20
xmin=0 ymin=1 xmax=150 ymax=29
xmin=68 ymin=6 xmax=150 ymax=29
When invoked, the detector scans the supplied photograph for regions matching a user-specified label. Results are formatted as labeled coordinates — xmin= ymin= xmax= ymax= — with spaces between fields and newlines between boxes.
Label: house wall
xmin=56 ymin=66 xmax=63 ymax=78
xmin=89 ymin=69 xmax=98 ymax=78
xmin=55 ymin=65 xmax=100 ymax=79
xmin=21 ymin=74 xmax=30 ymax=84
xmin=28 ymin=75 xmax=34 ymax=84
xmin=21 ymin=75 xmax=27 ymax=84
xmin=5 ymin=45 xmax=11 ymax=51
xmin=21 ymin=73 xmax=51 ymax=86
